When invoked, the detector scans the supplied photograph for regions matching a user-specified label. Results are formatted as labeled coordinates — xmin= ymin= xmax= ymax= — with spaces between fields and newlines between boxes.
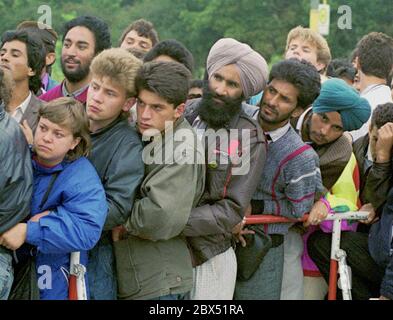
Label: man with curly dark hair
xmin=0 ymin=30 xmax=46 ymax=132
xmin=39 ymin=15 xmax=111 ymax=105
xmin=350 ymin=32 xmax=393 ymax=141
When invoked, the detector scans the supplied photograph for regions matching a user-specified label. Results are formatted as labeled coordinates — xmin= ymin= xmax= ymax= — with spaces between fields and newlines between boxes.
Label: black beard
xmin=198 ymin=86 xmax=242 ymax=130
xmin=61 ymin=59 xmax=91 ymax=83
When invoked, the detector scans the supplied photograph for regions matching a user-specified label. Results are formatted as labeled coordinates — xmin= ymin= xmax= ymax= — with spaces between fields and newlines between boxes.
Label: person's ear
xmin=354 ymin=56 xmax=360 ymax=69
xmin=368 ymin=123 xmax=374 ymax=136
xmin=175 ymin=103 xmax=185 ymax=119
xmin=27 ymin=67 xmax=36 ymax=77
xmin=45 ymin=52 xmax=56 ymax=66
xmin=122 ymin=97 xmax=136 ymax=112
xmin=70 ymin=137 xmax=81 ymax=150
xmin=292 ymin=106 xmax=304 ymax=119
xmin=315 ymin=61 xmax=326 ymax=73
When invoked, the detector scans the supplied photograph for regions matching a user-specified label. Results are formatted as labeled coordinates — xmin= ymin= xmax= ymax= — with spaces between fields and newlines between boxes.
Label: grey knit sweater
xmin=253 ymin=126 xmax=323 ymax=234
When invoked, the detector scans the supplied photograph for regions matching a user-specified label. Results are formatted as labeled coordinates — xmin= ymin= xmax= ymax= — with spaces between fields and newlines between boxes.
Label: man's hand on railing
xmin=304 ymin=199 xmax=329 ymax=227
xmin=358 ymin=203 xmax=379 ymax=225
xmin=233 ymin=204 xmax=255 ymax=247
xmin=232 ymin=217 xmax=254 ymax=247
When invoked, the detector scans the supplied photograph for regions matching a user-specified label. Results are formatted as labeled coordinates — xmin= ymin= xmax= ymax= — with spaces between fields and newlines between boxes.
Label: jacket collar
xmin=139 ymin=116 xmax=186 ymax=145
xmin=20 ymin=94 xmax=40 ymax=122
xmin=32 ymin=155 xmax=66 ymax=174
xmin=90 ymin=116 xmax=125 ymax=137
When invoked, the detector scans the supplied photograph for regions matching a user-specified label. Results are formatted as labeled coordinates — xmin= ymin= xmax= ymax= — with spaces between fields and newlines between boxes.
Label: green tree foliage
xmin=0 ymin=0 xmax=392 ymax=79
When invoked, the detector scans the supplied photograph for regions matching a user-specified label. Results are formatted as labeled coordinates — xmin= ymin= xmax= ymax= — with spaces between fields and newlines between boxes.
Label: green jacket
xmin=114 ymin=117 xmax=205 ymax=300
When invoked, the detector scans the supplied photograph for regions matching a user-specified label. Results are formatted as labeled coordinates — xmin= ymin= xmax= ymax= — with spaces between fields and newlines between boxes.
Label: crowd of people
xmin=0 ymin=14 xmax=393 ymax=301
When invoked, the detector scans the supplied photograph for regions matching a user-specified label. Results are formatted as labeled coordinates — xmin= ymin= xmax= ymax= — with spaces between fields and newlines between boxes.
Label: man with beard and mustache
xmin=39 ymin=16 xmax=111 ymax=104
xmin=182 ymin=38 xmax=268 ymax=300
xmin=234 ymin=59 xmax=323 ymax=300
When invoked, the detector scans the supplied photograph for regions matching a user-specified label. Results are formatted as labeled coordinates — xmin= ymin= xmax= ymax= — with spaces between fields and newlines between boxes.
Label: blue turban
xmin=313 ymin=78 xmax=371 ymax=131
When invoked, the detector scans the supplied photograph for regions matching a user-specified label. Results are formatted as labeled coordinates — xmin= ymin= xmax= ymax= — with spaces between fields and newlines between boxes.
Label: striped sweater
xmin=253 ymin=126 xmax=323 ymax=234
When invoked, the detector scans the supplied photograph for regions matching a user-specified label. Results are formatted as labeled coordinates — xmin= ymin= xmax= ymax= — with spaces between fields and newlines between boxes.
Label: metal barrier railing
xmin=244 ymin=211 xmax=369 ymax=300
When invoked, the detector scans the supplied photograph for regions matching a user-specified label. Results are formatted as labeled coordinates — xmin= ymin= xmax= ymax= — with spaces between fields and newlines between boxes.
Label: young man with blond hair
xmin=248 ymin=26 xmax=331 ymax=107
xmin=85 ymin=48 xmax=145 ymax=300
xmin=285 ymin=26 xmax=331 ymax=82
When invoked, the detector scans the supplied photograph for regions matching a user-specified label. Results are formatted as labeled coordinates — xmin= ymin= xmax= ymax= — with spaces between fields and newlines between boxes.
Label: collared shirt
xmin=361 ymin=144 xmax=374 ymax=175
xmin=62 ymin=82 xmax=90 ymax=99
xmin=366 ymin=144 xmax=373 ymax=162
xmin=41 ymin=73 xmax=49 ymax=92
xmin=350 ymin=84 xmax=393 ymax=141
xmin=295 ymin=106 xmax=312 ymax=135
xmin=264 ymin=121 xmax=291 ymax=144
xmin=11 ymin=91 xmax=32 ymax=124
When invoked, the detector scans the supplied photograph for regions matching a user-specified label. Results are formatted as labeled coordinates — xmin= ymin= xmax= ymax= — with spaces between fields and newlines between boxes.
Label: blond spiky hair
xmin=90 ymin=48 xmax=143 ymax=98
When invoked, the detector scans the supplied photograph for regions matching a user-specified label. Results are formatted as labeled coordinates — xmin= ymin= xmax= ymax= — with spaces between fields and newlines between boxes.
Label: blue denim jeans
xmin=0 ymin=251 xmax=13 ymax=300
xmin=88 ymin=239 xmax=117 ymax=300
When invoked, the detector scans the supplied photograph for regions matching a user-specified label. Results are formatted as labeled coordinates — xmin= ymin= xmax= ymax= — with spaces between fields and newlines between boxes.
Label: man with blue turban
xmin=293 ymin=78 xmax=371 ymax=299
xmin=296 ymin=78 xmax=371 ymax=190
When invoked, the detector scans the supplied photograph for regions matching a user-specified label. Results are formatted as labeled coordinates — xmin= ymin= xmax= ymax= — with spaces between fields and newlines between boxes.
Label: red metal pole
xmin=328 ymin=259 xmax=338 ymax=300
xmin=69 ymin=275 xmax=78 ymax=300
xmin=245 ymin=214 xmax=309 ymax=225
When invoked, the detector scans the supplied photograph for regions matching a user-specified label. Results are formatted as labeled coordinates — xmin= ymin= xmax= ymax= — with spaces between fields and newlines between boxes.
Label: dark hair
xmin=371 ymin=102 xmax=393 ymax=129
xmin=135 ymin=61 xmax=191 ymax=107
xmin=356 ymin=32 xmax=393 ymax=81
xmin=144 ymin=39 xmax=194 ymax=73
xmin=126 ymin=47 xmax=146 ymax=60
xmin=1 ymin=30 xmax=46 ymax=94
xmin=189 ymin=79 xmax=204 ymax=89
xmin=17 ymin=21 xmax=58 ymax=53
xmin=268 ymin=59 xmax=321 ymax=109
xmin=63 ymin=15 xmax=111 ymax=55
xmin=326 ymin=58 xmax=357 ymax=82
xmin=119 ymin=19 xmax=159 ymax=47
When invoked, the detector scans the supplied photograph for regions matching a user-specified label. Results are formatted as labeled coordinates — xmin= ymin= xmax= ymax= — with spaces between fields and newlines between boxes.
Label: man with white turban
xmin=185 ymin=38 xmax=269 ymax=123
xmin=183 ymin=38 xmax=268 ymax=299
